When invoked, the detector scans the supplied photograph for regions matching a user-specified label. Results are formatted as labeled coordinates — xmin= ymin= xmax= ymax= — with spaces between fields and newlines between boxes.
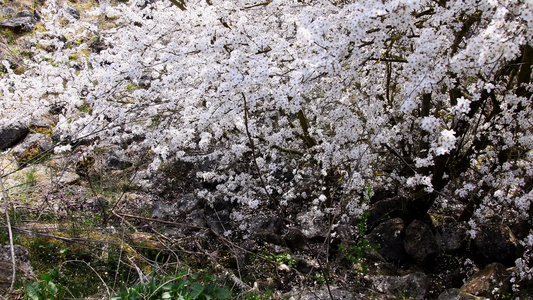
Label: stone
xmin=437 ymin=288 xmax=488 ymax=300
xmin=57 ymin=172 xmax=80 ymax=186
xmin=62 ymin=5 xmax=80 ymax=19
xmin=175 ymin=193 xmax=203 ymax=216
xmin=0 ymin=245 xmax=34 ymax=289
xmin=0 ymin=6 xmax=16 ymax=17
xmin=373 ymin=272 xmax=430 ymax=300
xmin=205 ymin=209 xmax=231 ymax=234
xmin=28 ymin=116 xmax=56 ymax=131
xmin=285 ymin=287 xmax=360 ymax=300
xmin=15 ymin=10 xmax=33 ymax=18
xmin=0 ymin=121 xmax=28 ymax=150
xmin=436 ymin=222 xmax=468 ymax=253
xmin=12 ymin=133 xmax=53 ymax=164
xmin=404 ymin=220 xmax=440 ymax=265
xmin=473 ymin=224 xmax=516 ymax=265
xmin=106 ymin=153 xmax=133 ymax=170
xmin=296 ymin=211 xmax=328 ymax=240
xmin=367 ymin=196 xmax=409 ymax=228
xmin=187 ymin=209 xmax=206 ymax=227
xmin=367 ymin=218 xmax=407 ymax=264
xmin=248 ymin=215 xmax=285 ymax=246
xmin=430 ymin=253 xmax=468 ymax=291
xmin=0 ymin=15 xmax=36 ymax=32
xmin=332 ymin=224 xmax=357 ymax=245
xmin=150 ymin=194 xmax=204 ymax=222
xmin=460 ymin=262 xmax=511 ymax=298
xmin=283 ymin=227 xmax=308 ymax=251
xmin=89 ymin=35 xmax=107 ymax=54
xmin=150 ymin=202 xmax=173 ymax=219
xmin=86 ymin=197 xmax=109 ymax=213
xmin=293 ymin=255 xmax=320 ymax=274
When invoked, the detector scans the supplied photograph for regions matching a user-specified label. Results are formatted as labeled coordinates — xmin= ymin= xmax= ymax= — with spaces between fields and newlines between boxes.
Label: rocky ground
xmin=1 ymin=0 xmax=533 ymax=299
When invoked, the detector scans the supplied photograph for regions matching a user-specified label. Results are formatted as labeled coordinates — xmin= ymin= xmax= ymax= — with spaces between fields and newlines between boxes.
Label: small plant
xmin=25 ymin=167 xmax=36 ymax=187
xmin=339 ymin=184 xmax=379 ymax=275
xmin=265 ymin=252 xmax=298 ymax=268
xmin=243 ymin=289 xmax=274 ymax=300
xmin=24 ymin=269 xmax=67 ymax=300
xmin=111 ymin=272 xmax=232 ymax=300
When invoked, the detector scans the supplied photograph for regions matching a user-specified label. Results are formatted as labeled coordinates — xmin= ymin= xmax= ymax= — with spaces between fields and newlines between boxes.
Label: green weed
xmin=338 ymin=183 xmax=379 ymax=275
xmin=24 ymin=269 xmax=67 ymax=300
xmin=111 ymin=272 xmax=232 ymax=300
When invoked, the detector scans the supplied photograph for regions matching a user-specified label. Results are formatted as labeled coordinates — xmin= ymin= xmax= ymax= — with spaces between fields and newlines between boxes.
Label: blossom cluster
xmin=1 ymin=0 xmax=532 ymax=285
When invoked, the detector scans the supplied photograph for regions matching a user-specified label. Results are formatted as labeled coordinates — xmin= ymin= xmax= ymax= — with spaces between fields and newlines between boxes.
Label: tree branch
xmin=0 ymin=169 xmax=16 ymax=291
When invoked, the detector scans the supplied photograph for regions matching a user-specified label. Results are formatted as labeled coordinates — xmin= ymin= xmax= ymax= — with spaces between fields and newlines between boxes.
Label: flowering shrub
xmin=1 ymin=0 xmax=532 ymax=286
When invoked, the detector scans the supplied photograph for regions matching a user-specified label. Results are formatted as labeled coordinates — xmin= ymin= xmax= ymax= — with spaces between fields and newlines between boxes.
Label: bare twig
xmin=59 ymin=260 xmax=111 ymax=297
xmin=242 ymin=93 xmax=280 ymax=207
xmin=0 ymin=169 xmax=16 ymax=291
xmin=116 ymin=212 xmax=207 ymax=230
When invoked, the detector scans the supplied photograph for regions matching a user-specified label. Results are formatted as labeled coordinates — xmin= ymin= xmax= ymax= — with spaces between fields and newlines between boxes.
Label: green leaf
xmin=46 ymin=281 xmax=59 ymax=295
xmin=41 ymin=272 xmax=51 ymax=282
xmin=189 ymin=283 xmax=204 ymax=298
xmin=215 ymin=288 xmax=232 ymax=299
xmin=162 ymin=291 xmax=172 ymax=299
xmin=25 ymin=282 xmax=41 ymax=300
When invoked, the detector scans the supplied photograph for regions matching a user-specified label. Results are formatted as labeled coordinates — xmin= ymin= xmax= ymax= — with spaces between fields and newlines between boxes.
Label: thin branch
xmin=0 ymin=169 xmax=16 ymax=291
xmin=59 ymin=260 xmax=111 ymax=297
xmin=369 ymin=57 xmax=408 ymax=63
xmin=242 ymin=93 xmax=280 ymax=207
xmin=116 ymin=213 xmax=207 ymax=230
xmin=243 ymin=1 xmax=271 ymax=9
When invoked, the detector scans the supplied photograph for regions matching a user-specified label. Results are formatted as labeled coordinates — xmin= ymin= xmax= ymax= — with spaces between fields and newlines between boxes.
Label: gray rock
xmin=106 ymin=153 xmax=133 ymax=170
xmin=62 ymin=5 xmax=80 ymax=19
xmin=461 ymin=262 xmax=511 ymax=298
xmin=0 ymin=6 xmax=16 ymax=17
xmin=0 ymin=121 xmax=28 ymax=150
xmin=29 ymin=117 xmax=55 ymax=131
xmin=293 ymin=255 xmax=320 ymax=274
xmin=332 ymin=224 xmax=357 ymax=245
xmin=283 ymin=227 xmax=308 ymax=251
xmin=296 ymin=211 xmax=328 ymax=240
xmin=473 ymin=224 xmax=516 ymax=265
xmin=404 ymin=220 xmax=440 ymax=265
xmin=175 ymin=193 xmax=203 ymax=215
xmin=367 ymin=218 xmax=407 ymax=264
xmin=0 ymin=15 xmax=36 ymax=31
xmin=187 ymin=209 xmax=206 ymax=227
xmin=430 ymin=253 xmax=469 ymax=290
xmin=367 ymin=196 xmax=409 ymax=228
xmin=373 ymin=272 xmax=430 ymax=300
xmin=89 ymin=35 xmax=107 ymax=54
xmin=57 ymin=171 xmax=80 ymax=186
xmin=86 ymin=197 xmax=109 ymax=213
xmin=0 ymin=245 xmax=34 ymax=289
xmin=437 ymin=288 xmax=488 ymax=300
xmin=285 ymin=287 xmax=359 ymax=300
xmin=15 ymin=10 xmax=34 ymax=18
xmin=436 ymin=222 xmax=468 ymax=253
xmin=248 ymin=215 xmax=283 ymax=244
xmin=206 ymin=209 xmax=231 ymax=234
xmin=12 ymin=133 xmax=53 ymax=164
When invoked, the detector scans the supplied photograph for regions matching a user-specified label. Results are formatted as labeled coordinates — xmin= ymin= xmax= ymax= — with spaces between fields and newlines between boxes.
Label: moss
xmin=13 ymin=65 xmax=27 ymax=74
xmin=0 ymin=28 xmax=24 ymax=44
xmin=29 ymin=124 xmax=53 ymax=135
xmin=16 ymin=143 xmax=41 ymax=164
